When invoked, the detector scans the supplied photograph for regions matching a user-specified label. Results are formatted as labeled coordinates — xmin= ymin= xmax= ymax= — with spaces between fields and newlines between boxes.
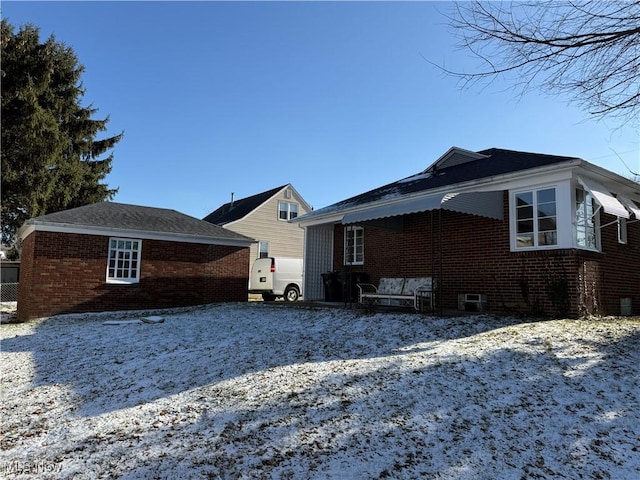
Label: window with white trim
xmin=515 ymin=187 xmax=557 ymax=248
xmin=258 ymin=241 xmax=269 ymax=258
xmin=107 ymin=238 xmax=141 ymax=284
xmin=344 ymin=226 xmax=364 ymax=265
xmin=278 ymin=201 xmax=298 ymax=221
xmin=575 ymin=188 xmax=598 ymax=249
xmin=618 ymin=217 xmax=628 ymax=244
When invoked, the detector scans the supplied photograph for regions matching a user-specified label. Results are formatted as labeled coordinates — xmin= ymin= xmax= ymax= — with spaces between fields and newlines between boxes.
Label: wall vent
xmin=458 ymin=293 xmax=487 ymax=312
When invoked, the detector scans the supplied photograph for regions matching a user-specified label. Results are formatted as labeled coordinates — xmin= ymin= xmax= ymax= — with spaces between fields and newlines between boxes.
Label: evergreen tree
xmin=1 ymin=19 xmax=123 ymax=244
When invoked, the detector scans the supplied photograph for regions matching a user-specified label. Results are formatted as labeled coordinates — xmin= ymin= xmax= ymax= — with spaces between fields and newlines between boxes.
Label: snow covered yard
xmin=1 ymin=303 xmax=639 ymax=479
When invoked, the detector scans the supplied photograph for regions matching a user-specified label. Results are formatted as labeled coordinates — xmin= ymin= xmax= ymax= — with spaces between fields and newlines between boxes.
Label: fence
xmin=0 ymin=282 xmax=19 ymax=302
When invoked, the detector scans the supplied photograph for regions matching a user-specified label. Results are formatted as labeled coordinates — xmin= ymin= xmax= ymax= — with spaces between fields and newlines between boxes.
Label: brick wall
xmin=583 ymin=212 xmax=640 ymax=315
xmin=17 ymin=231 xmax=249 ymax=321
xmin=334 ymin=198 xmax=639 ymax=317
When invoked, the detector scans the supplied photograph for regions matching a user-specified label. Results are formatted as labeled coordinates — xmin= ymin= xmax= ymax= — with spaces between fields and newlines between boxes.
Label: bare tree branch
xmin=440 ymin=1 xmax=640 ymax=126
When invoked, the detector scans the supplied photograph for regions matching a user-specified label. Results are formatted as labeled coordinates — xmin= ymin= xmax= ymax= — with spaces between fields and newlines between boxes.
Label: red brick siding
xmin=583 ymin=212 xmax=640 ymax=315
xmin=334 ymin=193 xmax=639 ymax=317
xmin=17 ymin=231 xmax=249 ymax=320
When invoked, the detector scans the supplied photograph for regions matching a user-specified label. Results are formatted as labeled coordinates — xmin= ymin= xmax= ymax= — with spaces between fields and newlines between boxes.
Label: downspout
xmin=439 ymin=208 xmax=444 ymax=316
xmin=431 ymin=209 xmax=436 ymax=315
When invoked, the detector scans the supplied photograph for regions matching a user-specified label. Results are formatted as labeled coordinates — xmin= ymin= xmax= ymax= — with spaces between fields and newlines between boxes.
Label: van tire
xmin=262 ymin=293 xmax=277 ymax=302
xmin=284 ymin=286 xmax=300 ymax=302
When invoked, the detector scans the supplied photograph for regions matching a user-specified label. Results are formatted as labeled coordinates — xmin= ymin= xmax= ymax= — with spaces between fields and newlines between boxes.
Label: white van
xmin=249 ymin=257 xmax=303 ymax=302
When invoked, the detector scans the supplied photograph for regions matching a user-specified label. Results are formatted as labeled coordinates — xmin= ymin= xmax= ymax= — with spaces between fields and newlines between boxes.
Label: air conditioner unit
xmin=458 ymin=293 xmax=487 ymax=312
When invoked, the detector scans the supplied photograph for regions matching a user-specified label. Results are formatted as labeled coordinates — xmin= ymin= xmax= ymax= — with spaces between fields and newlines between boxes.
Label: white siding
xmin=303 ymin=225 xmax=334 ymax=300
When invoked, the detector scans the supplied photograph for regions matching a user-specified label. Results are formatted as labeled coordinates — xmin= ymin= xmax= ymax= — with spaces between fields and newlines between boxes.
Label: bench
xmin=357 ymin=277 xmax=435 ymax=312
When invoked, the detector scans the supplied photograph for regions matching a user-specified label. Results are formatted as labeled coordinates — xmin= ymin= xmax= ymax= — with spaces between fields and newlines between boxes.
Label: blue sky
xmin=4 ymin=1 xmax=639 ymax=218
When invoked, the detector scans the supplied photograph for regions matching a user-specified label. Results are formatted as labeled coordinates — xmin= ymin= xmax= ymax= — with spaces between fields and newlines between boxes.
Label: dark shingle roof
xmin=320 ymin=148 xmax=578 ymax=211
xmin=24 ymin=202 xmax=254 ymax=243
xmin=203 ymin=185 xmax=287 ymax=225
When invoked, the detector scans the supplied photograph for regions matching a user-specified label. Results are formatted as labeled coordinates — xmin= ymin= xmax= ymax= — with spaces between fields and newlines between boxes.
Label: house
xmin=16 ymin=202 xmax=255 ymax=321
xmin=203 ymin=183 xmax=311 ymax=264
xmin=294 ymin=147 xmax=640 ymax=317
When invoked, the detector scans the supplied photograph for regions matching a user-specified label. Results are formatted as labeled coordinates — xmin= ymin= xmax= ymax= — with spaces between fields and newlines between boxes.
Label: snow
xmin=1 ymin=303 xmax=639 ymax=479
xmin=1 ymin=302 xmax=17 ymax=324
xmin=398 ymin=172 xmax=433 ymax=183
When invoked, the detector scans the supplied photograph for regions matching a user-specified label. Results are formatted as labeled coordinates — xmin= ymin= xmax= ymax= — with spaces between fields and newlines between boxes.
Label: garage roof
xmin=19 ymin=202 xmax=255 ymax=247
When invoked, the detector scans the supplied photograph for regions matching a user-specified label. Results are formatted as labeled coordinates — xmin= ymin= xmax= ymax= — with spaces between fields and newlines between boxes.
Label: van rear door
xmin=249 ymin=257 xmax=274 ymax=291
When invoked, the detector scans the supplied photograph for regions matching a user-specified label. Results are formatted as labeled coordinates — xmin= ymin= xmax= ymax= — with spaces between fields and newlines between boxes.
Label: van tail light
xmin=270 ymin=260 xmax=276 ymax=273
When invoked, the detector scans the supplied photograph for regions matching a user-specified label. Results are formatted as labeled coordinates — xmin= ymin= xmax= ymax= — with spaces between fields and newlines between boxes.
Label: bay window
xmin=575 ymin=188 xmax=598 ymax=249
xmin=515 ymin=187 xmax=557 ymax=248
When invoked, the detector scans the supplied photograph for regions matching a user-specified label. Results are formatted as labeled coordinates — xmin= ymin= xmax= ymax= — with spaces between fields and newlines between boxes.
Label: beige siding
xmin=223 ymin=188 xmax=310 ymax=272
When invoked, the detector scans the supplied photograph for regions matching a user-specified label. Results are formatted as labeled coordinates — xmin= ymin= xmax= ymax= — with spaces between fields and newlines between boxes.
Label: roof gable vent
xmin=423 ymin=147 xmax=489 ymax=173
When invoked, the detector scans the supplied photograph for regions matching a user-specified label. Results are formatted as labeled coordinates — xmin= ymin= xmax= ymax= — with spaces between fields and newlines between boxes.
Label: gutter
xmin=19 ymin=221 xmax=256 ymax=248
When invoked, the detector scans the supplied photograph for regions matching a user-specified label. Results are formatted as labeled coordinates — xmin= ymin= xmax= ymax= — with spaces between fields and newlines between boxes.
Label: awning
xmin=617 ymin=194 xmax=640 ymax=219
xmin=578 ymin=176 xmax=629 ymax=219
xmin=442 ymin=191 xmax=504 ymax=220
xmin=341 ymin=190 xmax=504 ymax=225
xmin=341 ymin=194 xmax=446 ymax=225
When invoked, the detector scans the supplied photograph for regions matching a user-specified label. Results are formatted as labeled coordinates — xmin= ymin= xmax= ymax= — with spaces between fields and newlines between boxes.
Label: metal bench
xmin=357 ymin=277 xmax=435 ymax=312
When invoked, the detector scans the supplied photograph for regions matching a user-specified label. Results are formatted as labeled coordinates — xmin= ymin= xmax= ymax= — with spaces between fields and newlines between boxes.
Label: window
xmin=107 ymin=238 xmax=141 ymax=283
xmin=515 ymin=187 xmax=557 ymax=248
xmin=344 ymin=226 xmax=364 ymax=265
xmin=576 ymin=188 xmax=598 ymax=249
xmin=278 ymin=201 xmax=298 ymax=221
xmin=258 ymin=241 xmax=269 ymax=258
xmin=618 ymin=217 xmax=628 ymax=244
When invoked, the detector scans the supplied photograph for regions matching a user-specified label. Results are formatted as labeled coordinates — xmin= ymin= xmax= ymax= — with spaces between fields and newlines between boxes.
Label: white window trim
xmin=574 ymin=187 xmax=601 ymax=252
xmin=511 ymin=186 xmax=559 ymax=251
xmin=618 ymin=217 xmax=628 ymax=244
xmin=106 ymin=237 xmax=142 ymax=284
xmin=344 ymin=226 xmax=364 ymax=265
xmin=278 ymin=201 xmax=299 ymax=221
xmin=509 ymin=179 xmax=634 ymax=253
xmin=258 ymin=240 xmax=269 ymax=258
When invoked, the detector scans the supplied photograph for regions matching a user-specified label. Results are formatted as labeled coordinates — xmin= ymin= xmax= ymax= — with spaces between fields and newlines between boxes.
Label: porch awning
xmin=341 ymin=190 xmax=504 ymax=225
xmin=617 ymin=194 xmax=640 ymax=219
xmin=341 ymin=194 xmax=446 ymax=225
xmin=578 ymin=176 xmax=629 ymax=219
xmin=442 ymin=191 xmax=504 ymax=220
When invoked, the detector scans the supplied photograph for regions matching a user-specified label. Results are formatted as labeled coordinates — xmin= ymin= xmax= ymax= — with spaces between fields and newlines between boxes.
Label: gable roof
xmin=203 ymin=185 xmax=286 ymax=225
xmin=19 ymin=202 xmax=255 ymax=246
xmin=203 ymin=184 xmax=309 ymax=226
